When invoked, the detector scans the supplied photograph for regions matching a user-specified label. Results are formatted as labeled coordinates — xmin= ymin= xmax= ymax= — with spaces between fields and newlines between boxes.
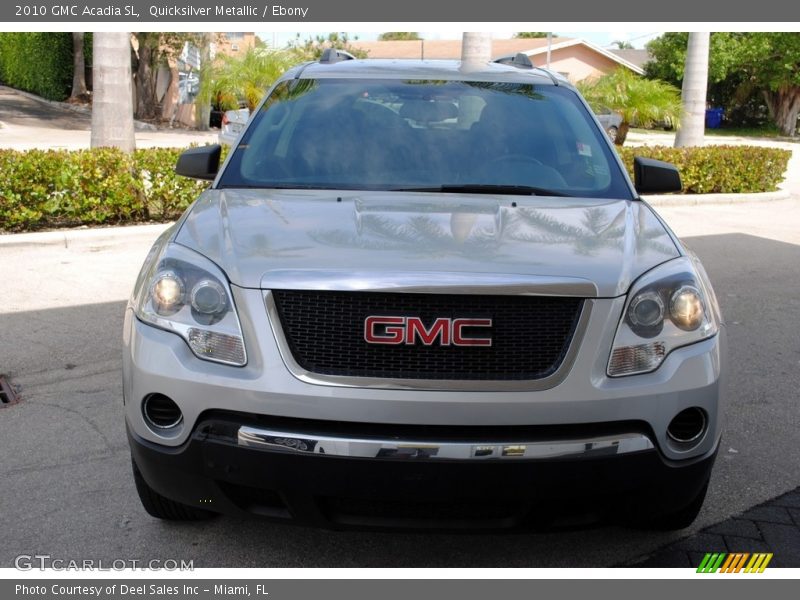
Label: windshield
xmin=218 ymin=78 xmax=633 ymax=199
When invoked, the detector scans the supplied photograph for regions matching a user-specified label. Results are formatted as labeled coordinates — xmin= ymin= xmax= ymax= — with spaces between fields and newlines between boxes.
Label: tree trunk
xmin=195 ymin=32 xmax=213 ymax=131
xmin=134 ymin=33 xmax=159 ymax=120
xmin=461 ymin=32 xmax=492 ymax=65
xmin=675 ymin=32 xmax=710 ymax=148
xmin=764 ymin=87 xmax=800 ymax=137
xmin=91 ymin=32 xmax=135 ymax=152
xmin=71 ymin=32 xmax=87 ymax=100
xmin=161 ymin=56 xmax=180 ymax=122
xmin=615 ymin=122 xmax=630 ymax=146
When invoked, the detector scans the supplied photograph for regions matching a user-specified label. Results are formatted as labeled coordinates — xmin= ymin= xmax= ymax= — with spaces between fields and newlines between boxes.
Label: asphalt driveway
xmin=0 ymin=85 xmax=216 ymax=150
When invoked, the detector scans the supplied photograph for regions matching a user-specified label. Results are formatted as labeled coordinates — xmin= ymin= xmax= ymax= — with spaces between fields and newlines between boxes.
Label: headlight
xmin=608 ymin=255 xmax=720 ymax=377
xmin=132 ymin=243 xmax=247 ymax=366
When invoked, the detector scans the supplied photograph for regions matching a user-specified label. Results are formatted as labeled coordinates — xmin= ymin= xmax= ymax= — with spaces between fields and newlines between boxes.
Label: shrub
xmin=0 ymin=144 xmax=792 ymax=232
xmin=0 ymin=147 xmax=219 ymax=231
xmin=0 ymin=148 xmax=145 ymax=229
xmin=617 ymin=145 xmax=791 ymax=194
xmin=0 ymin=33 xmax=73 ymax=100
xmin=135 ymin=148 xmax=209 ymax=219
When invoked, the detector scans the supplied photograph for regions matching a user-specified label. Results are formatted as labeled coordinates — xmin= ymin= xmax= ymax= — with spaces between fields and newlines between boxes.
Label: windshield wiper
xmin=391 ymin=184 xmax=572 ymax=197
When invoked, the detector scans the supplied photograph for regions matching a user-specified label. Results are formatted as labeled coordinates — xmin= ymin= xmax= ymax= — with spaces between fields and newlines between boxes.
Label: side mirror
xmin=633 ymin=156 xmax=682 ymax=194
xmin=175 ymin=144 xmax=222 ymax=181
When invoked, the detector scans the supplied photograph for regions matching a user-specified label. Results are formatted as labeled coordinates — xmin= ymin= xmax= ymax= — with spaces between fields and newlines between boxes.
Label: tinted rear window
xmin=218 ymin=78 xmax=633 ymax=199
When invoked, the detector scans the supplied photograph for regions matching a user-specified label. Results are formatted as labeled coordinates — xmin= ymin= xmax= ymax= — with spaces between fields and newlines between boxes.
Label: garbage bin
xmin=705 ymin=108 xmax=724 ymax=129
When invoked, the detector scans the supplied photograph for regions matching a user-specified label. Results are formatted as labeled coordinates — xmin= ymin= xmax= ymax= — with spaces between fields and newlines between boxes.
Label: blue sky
xmin=258 ymin=31 xmax=663 ymax=50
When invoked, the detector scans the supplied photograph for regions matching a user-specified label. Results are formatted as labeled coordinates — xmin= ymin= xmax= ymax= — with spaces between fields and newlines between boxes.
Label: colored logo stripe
xmin=744 ymin=553 xmax=773 ymax=573
xmin=697 ymin=552 xmax=773 ymax=573
xmin=697 ymin=553 xmax=726 ymax=573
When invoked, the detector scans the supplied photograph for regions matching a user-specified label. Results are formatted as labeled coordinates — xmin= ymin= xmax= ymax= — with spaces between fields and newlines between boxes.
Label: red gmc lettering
xmin=452 ymin=318 xmax=493 ymax=346
xmin=364 ymin=316 xmax=405 ymax=344
xmin=405 ymin=317 xmax=451 ymax=345
xmin=364 ymin=316 xmax=492 ymax=347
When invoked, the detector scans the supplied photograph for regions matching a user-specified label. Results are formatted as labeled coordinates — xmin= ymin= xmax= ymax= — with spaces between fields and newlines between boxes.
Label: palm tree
xmin=461 ymin=32 xmax=492 ymax=64
xmin=199 ymin=47 xmax=294 ymax=113
xmin=91 ymin=32 xmax=135 ymax=152
xmin=578 ymin=68 xmax=682 ymax=145
xmin=674 ymin=32 xmax=710 ymax=148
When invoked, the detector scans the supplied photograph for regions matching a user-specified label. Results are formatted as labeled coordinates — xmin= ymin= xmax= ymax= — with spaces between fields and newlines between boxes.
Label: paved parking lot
xmin=0 ymin=85 xmax=217 ymax=150
xmin=1 ymin=198 xmax=799 ymax=568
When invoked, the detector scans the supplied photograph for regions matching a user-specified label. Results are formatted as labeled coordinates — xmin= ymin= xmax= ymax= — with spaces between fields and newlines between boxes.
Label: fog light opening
xmin=142 ymin=393 xmax=183 ymax=430
xmin=667 ymin=407 xmax=707 ymax=444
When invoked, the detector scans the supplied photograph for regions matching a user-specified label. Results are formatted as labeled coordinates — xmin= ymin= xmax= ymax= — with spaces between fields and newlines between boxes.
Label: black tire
xmin=632 ymin=481 xmax=710 ymax=531
xmin=606 ymin=126 xmax=619 ymax=143
xmin=131 ymin=457 xmax=217 ymax=521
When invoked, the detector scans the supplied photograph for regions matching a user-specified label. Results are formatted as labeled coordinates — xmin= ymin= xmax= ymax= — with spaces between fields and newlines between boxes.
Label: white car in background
xmin=218 ymin=108 xmax=250 ymax=146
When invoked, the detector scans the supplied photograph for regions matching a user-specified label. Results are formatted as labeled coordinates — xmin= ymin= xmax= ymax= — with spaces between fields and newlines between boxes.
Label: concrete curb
xmin=643 ymin=189 xmax=791 ymax=207
xmin=0 ymin=85 xmax=158 ymax=132
xmin=0 ymin=223 xmax=172 ymax=249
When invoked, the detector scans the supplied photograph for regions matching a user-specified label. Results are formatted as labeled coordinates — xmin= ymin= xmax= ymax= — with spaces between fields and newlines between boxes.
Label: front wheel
xmin=131 ymin=457 xmax=217 ymax=521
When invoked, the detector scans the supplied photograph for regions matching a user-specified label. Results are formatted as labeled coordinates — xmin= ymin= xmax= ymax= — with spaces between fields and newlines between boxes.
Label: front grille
xmin=271 ymin=290 xmax=583 ymax=380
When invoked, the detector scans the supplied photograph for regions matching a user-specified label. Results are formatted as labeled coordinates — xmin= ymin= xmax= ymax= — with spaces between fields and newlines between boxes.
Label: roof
xmin=350 ymin=38 xmax=574 ymax=60
xmin=296 ymin=58 xmax=565 ymax=85
xmin=349 ymin=38 xmax=645 ymax=74
xmin=607 ymin=48 xmax=653 ymax=70
xmin=522 ymin=39 xmax=645 ymax=74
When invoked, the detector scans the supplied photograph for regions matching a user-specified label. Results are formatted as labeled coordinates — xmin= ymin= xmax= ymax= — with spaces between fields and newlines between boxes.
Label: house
xmin=214 ymin=32 xmax=257 ymax=57
xmin=607 ymin=48 xmax=653 ymax=72
xmin=349 ymin=37 xmax=644 ymax=83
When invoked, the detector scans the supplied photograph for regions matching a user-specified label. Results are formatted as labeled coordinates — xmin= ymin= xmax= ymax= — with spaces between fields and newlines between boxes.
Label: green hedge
xmin=617 ymin=145 xmax=791 ymax=194
xmin=0 ymin=33 xmax=73 ymax=101
xmin=0 ymin=147 xmax=209 ymax=231
xmin=0 ymin=144 xmax=792 ymax=232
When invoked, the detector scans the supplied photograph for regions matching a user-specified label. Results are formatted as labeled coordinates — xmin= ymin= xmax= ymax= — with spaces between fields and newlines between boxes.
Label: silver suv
xmin=124 ymin=51 xmax=725 ymax=530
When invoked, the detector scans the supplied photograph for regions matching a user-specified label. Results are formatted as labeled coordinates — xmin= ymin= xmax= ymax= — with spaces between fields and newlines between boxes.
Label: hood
xmin=174 ymin=189 xmax=679 ymax=297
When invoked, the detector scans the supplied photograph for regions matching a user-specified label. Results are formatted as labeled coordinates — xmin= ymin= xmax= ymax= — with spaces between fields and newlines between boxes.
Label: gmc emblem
xmin=364 ymin=316 xmax=492 ymax=347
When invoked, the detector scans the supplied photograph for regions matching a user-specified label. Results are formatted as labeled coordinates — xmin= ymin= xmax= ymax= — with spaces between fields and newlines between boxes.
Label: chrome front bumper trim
xmin=237 ymin=426 xmax=655 ymax=461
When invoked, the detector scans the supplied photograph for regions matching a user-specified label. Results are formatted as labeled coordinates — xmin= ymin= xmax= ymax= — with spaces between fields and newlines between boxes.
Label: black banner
xmin=2 ymin=580 xmax=796 ymax=600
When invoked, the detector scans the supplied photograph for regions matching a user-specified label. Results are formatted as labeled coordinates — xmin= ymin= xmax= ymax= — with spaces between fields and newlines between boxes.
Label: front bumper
xmin=123 ymin=290 xmax=726 ymax=463
xmin=128 ymin=414 xmax=718 ymax=530
xmin=124 ymin=283 xmax=725 ymax=528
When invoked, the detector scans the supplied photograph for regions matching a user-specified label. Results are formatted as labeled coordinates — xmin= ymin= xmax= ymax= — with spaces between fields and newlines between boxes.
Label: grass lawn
xmin=630 ymin=124 xmax=798 ymax=142
xmin=705 ymin=125 xmax=784 ymax=138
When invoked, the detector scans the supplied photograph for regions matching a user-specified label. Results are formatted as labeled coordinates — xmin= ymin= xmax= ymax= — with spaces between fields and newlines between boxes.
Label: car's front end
xmin=124 ymin=58 xmax=725 ymax=530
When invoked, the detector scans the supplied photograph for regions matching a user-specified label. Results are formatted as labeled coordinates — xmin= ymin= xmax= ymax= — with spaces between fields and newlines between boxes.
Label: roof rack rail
xmin=319 ymin=48 xmax=356 ymax=64
xmin=293 ymin=60 xmax=317 ymax=79
xmin=493 ymin=53 xmax=560 ymax=86
xmin=532 ymin=67 xmax=560 ymax=86
xmin=494 ymin=53 xmax=534 ymax=69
